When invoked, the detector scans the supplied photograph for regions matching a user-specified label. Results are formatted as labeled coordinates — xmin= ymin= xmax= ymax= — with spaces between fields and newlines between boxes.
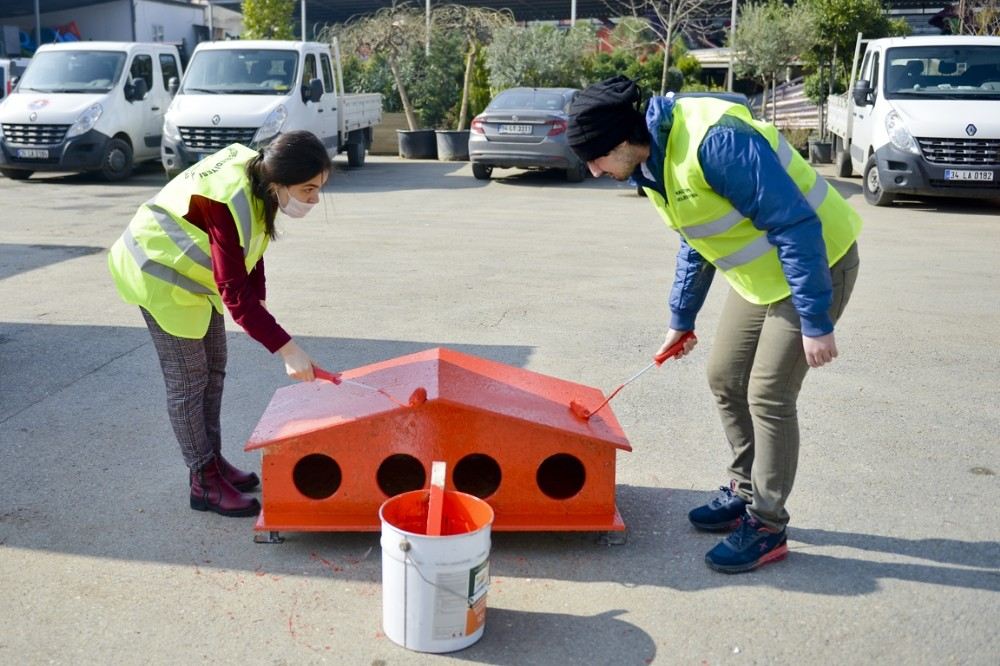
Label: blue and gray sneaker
xmin=705 ymin=513 xmax=788 ymax=574
xmin=688 ymin=482 xmax=748 ymax=531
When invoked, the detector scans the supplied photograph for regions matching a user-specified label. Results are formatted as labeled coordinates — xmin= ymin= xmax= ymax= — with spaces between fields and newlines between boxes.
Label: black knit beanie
xmin=567 ymin=75 xmax=645 ymax=162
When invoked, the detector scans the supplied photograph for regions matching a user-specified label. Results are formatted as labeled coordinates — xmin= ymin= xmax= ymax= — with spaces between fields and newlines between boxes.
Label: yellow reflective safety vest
xmin=108 ymin=144 xmax=269 ymax=338
xmin=644 ymin=98 xmax=862 ymax=305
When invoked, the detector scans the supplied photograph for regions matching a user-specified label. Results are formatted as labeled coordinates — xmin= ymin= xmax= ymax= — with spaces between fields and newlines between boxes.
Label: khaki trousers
xmin=706 ymin=243 xmax=860 ymax=529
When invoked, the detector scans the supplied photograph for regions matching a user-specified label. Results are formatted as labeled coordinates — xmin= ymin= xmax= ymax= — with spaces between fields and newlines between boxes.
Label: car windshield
xmin=487 ymin=90 xmax=569 ymax=112
xmin=17 ymin=51 xmax=126 ymax=93
xmin=884 ymin=45 xmax=1000 ymax=99
xmin=181 ymin=49 xmax=298 ymax=95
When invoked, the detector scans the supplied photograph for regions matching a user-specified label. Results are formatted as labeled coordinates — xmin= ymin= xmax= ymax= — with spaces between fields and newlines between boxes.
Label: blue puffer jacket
xmin=631 ymin=96 xmax=836 ymax=337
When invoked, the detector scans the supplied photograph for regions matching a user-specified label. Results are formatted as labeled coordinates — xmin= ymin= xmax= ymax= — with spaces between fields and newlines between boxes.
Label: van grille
xmin=179 ymin=126 xmax=257 ymax=151
xmin=2 ymin=123 xmax=70 ymax=145
xmin=917 ymin=137 xmax=1000 ymax=166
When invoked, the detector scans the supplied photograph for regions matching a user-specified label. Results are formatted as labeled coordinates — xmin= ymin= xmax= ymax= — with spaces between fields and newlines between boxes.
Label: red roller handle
xmin=653 ymin=331 xmax=697 ymax=366
xmin=312 ymin=366 xmax=342 ymax=384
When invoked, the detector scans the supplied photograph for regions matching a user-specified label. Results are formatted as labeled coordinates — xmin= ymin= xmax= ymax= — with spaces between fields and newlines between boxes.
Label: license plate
xmin=944 ymin=169 xmax=993 ymax=182
xmin=16 ymin=148 xmax=48 ymax=159
xmin=498 ymin=124 xmax=532 ymax=135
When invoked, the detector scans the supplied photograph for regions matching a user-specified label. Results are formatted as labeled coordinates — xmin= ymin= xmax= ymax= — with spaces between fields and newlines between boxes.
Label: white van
xmin=0 ymin=42 xmax=181 ymax=181
xmin=827 ymin=35 xmax=1000 ymax=205
xmin=161 ymin=40 xmax=381 ymax=178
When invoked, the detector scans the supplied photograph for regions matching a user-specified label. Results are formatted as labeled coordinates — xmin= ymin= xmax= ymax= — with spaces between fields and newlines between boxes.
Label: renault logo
xmin=966 ymin=124 xmax=977 ymax=136
xmin=211 ymin=114 xmax=221 ymax=126
xmin=29 ymin=111 xmax=37 ymax=122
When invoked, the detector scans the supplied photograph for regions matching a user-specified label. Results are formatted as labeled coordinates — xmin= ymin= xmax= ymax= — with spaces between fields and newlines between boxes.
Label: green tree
xmin=485 ymin=23 xmax=596 ymax=92
xmin=604 ymin=0 xmax=727 ymax=94
xmin=241 ymin=0 xmax=295 ymax=40
xmin=328 ymin=2 xmax=425 ymax=129
xmin=732 ymin=0 xmax=813 ymax=121
xmin=434 ymin=5 xmax=514 ymax=130
xmin=399 ymin=32 xmax=466 ymax=128
xmin=800 ymin=0 xmax=908 ymax=105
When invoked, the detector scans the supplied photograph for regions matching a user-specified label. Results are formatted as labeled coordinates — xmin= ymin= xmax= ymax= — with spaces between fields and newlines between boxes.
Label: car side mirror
xmin=167 ymin=76 xmax=179 ymax=96
xmin=852 ymin=79 xmax=872 ymax=106
xmin=302 ymin=77 xmax=323 ymax=103
xmin=126 ymin=77 xmax=149 ymax=102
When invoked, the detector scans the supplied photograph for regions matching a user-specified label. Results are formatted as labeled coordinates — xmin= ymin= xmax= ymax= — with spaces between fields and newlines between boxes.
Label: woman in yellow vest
xmin=567 ymin=77 xmax=861 ymax=573
xmin=108 ymin=131 xmax=331 ymax=518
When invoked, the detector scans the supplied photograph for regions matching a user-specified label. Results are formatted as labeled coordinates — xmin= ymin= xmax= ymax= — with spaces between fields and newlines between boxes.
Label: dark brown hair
xmin=245 ymin=130 xmax=332 ymax=239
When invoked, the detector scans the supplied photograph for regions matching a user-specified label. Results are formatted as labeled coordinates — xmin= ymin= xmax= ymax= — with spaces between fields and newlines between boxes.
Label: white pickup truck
xmin=161 ymin=40 xmax=381 ymax=178
xmin=826 ymin=35 xmax=1000 ymax=206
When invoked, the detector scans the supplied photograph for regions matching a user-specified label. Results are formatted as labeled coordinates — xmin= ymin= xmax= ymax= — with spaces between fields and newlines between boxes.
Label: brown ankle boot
xmin=190 ymin=458 xmax=260 ymax=517
xmin=215 ymin=454 xmax=260 ymax=492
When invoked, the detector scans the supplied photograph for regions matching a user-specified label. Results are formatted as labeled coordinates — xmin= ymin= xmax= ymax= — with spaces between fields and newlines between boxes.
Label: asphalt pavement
xmin=1 ymin=157 xmax=998 ymax=664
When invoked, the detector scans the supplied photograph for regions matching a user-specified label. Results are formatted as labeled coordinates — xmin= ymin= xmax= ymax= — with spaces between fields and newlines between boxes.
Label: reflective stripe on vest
xmin=121 ymin=227 xmax=215 ymax=295
xmin=147 ymin=202 xmax=213 ymax=270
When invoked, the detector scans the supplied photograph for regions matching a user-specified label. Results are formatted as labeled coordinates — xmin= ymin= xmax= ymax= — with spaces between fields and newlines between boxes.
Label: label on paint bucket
xmin=431 ymin=560 xmax=490 ymax=640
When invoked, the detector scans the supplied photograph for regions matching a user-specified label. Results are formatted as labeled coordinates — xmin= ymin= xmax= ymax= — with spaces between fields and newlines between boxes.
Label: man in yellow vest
xmin=568 ymin=76 xmax=861 ymax=573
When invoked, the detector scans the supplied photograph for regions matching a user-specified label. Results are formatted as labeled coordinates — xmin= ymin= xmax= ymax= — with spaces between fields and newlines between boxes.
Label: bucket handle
xmin=399 ymin=538 xmax=479 ymax=608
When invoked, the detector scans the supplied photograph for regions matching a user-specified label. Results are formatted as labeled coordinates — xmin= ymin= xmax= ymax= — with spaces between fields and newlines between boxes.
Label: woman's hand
xmin=277 ymin=339 xmax=316 ymax=381
xmin=657 ymin=328 xmax=698 ymax=359
xmin=803 ymin=332 xmax=838 ymax=368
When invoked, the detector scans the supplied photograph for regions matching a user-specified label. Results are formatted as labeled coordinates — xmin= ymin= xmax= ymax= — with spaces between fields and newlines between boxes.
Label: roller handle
xmin=653 ymin=331 xmax=698 ymax=366
xmin=312 ymin=366 xmax=342 ymax=384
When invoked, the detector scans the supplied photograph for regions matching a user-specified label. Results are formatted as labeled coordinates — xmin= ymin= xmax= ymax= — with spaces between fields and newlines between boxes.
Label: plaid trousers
xmin=141 ymin=307 xmax=227 ymax=472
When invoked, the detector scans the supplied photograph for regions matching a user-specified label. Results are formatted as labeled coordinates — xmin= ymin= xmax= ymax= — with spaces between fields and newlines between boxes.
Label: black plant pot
xmin=809 ymin=139 xmax=833 ymax=164
xmin=435 ymin=130 xmax=470 ymax=161
xmin=397 ymin=129 xmax=438 ymax=159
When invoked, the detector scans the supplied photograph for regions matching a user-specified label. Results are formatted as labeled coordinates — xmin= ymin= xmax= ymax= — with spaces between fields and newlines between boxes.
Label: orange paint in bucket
xmin=380 ymin=489 xmax=494 ymax=652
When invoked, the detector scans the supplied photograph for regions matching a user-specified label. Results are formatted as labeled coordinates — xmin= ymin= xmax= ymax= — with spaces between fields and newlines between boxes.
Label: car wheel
xmin=472 ymin=163 xmax=492 ymax=180
xmin=863 ymin=155 xmax=893 ymax=207
xmin=565 ymin=161 xmax=586 ymax=183
xmin=836 ymin=148 xmax=853 ymax=178
xmin=0 ymin=168 xmax=32 ymax=180
xmin=100 ymin=137 xmax=134 ymax=182
xmin=347 ymin=141 xmax=366 ymax=167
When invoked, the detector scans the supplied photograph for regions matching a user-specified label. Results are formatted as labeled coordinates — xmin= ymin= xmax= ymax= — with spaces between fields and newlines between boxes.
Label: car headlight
xmin=163 ymin=116 xmax=181 ymax=143
xmin=66 ymin=103 xmax=103 ymax=139
xmin=885 ymin=110 xmax=919 ymax=155
xmin=252 ymin=105 xmax=287 ymax=146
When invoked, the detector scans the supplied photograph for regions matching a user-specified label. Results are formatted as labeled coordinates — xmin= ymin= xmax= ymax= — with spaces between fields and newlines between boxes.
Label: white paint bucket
xmin=379 ymin=488 xmax=494 ymax=653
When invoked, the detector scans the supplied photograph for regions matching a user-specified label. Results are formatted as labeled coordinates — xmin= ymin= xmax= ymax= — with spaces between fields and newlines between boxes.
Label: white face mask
xmin=278 ymin=187 xmax=317 ymax=218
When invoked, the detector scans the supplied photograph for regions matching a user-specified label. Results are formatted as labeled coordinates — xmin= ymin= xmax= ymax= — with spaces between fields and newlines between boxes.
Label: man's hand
xmin=803 ymin=332 xmax=838 ymax=368
xmin=657 ymin=328 xmax=698 ymax=359
xmin=277 ymin=339 xmax=316 ymax=381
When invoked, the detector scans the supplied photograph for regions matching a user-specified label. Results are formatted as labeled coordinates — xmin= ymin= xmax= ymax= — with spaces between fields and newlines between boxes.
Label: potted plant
xmin=338 ymin=2 xmax=437 ymax=158
xmin=432 ymin=5 xmax=513 ymax=161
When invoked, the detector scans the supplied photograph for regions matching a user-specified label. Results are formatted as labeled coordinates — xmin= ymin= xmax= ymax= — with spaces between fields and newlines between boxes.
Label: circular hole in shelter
xmin=453 ymin=453 xmax=502 ymax=499
xmin=537 ymin=453 xmax=586 ymax=500
xmin=292 ymin=453 xmax=342 ymax=500
xmin=377 ymin=454 xmax=426 ymax=497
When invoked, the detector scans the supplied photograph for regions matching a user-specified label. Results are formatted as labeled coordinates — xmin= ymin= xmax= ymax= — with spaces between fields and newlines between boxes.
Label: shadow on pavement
xmin=0 ymin=243 xmax=104 ymax=281
xmin=451 ymin=608 xmax=656 ymax=664
xmin=9 ymin=161 xmax=169 ymax=188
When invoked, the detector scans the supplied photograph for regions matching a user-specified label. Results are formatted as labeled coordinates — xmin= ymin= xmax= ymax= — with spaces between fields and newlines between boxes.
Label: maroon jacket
xmin=184 ymin=195 xmax=291 ymax=353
